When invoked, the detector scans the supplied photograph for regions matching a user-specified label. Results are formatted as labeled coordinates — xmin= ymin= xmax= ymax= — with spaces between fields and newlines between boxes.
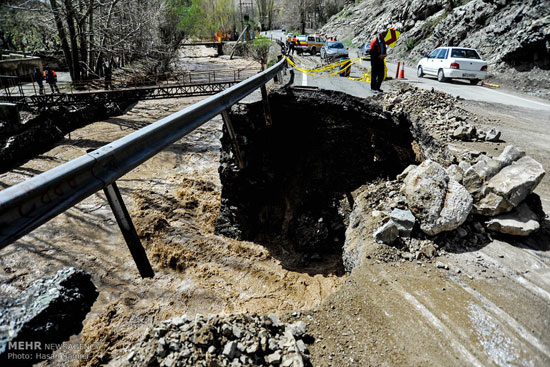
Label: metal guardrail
xmin=0 ymin=58 xmax=285 ymax=276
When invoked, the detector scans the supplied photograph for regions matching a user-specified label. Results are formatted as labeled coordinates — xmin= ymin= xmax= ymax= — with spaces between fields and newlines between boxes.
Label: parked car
xmin=320 ymin=41 xmax=348 ymax=61
xmin=359 ymin=41 xmax=371 ymax=58
xmin=417 ymin=46 xmax=487 ymax=85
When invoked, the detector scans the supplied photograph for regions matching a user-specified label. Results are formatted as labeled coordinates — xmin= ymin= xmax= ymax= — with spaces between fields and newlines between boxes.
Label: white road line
xmin=451 ymin=276 xmax=550 ymax=358
xmin=377 ymin=272 xmax=485 ymax=366
xmin=302 ymin=72 xmax=308 ymax=87
xmin=401 ymin=292 xmax=485 ymax=367
xmin=477 ymin=251 xmax=550 ymax=303
xmin=484 ymin=88 xmax=550 ymax=109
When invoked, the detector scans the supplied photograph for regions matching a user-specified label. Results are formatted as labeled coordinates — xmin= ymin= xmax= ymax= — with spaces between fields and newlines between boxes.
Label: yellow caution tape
xmin=284 ymin=56 xmax=389 ymax=83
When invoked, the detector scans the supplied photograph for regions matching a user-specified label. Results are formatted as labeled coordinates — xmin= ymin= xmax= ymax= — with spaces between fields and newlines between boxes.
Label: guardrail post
xmin=103 ymin=182 xmax=154 ymax=278
xmin=221 ymin=109 xmax=244 ymax=169
xmin=260 ymin=84 xmax=272 ymax=127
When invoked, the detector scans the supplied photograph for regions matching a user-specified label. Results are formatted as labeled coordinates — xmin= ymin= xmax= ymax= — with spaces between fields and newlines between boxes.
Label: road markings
xmin=450 ymin=276 xmax=550 ymax=359
xmin=302 ymin=72 xmax=308 ymax=87
xmin=484 ymin=88 xmax=550 ymax=109
xmin=400 ymin=291 xmax=485 ymax=367
xmin=377 ymin=272 xmax=485 ymax=366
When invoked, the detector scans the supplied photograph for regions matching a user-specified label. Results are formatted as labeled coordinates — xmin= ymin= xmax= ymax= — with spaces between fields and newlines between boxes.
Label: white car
xmin=417 ymin=47 xmax=487 ymax=85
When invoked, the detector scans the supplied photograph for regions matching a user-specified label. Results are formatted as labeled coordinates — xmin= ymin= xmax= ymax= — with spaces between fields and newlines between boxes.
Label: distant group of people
xmin=33 ymin=67 xmax=59 ymax=94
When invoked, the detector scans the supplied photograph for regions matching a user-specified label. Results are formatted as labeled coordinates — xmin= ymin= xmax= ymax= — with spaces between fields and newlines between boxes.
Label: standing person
xmin=289 ymin=35 xmax=297 ymax=55
xmin=44 ymin=67 xmax=60 ymax=93
xmin=33 ymin=67 xmax=44 ymax=95
xmin=104 ymin=62 xmax=112 ymax=90
xmin=369 ymin=28 xmax=387 ymax=93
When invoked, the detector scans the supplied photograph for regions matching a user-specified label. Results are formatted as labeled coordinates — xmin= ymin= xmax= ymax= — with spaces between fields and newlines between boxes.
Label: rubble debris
xmin=497 ymin=145 xmax=525 ymax=166
xmin=0 ymin=268 xmax=98 ymax=366
xmin=380 ymin=86 xmax=503 ymax=144
xmin=452 ymin=125 xmax=476 ymax=141
xmin=446 ymin=164 xmax=464 ymax=183
xmin=123 ymin=313 xmax=312 ymax=367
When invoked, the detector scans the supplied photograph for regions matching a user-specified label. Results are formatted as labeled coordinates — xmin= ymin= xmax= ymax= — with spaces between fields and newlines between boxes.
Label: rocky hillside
xmin=322 ymin=0 xmax=550 ymax=97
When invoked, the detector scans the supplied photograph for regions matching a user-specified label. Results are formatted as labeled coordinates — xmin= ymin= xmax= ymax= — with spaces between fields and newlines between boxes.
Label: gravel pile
xmin=380 ymin=85 xmax=501 ymax=143
xmin=124 ymin=313 xmax=312 ymax=367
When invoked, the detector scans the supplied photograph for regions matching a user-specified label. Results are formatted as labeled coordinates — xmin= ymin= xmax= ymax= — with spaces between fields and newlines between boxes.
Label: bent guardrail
xmin=0 ymin=58 xmax=286 ymax=277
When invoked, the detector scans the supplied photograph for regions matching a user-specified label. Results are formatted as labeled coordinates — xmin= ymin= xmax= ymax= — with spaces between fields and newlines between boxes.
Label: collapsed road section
xmin=215 ymin=88 xmax=420 ymax=271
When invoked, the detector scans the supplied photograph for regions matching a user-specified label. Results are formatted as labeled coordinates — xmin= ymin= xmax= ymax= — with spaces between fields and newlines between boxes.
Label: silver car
xmin=359 ymin=41 xmax=371 ymax=58
xmin=320 ymin=41 xmax=348 ymax=60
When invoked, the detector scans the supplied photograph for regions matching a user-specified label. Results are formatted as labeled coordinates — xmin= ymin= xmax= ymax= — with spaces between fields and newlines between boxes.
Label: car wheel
xmin=437 ymin=69 xmax=447 ymax=82
xmin=310 ymin=47 xmax=316 ymax=55
xmin=417 ymin=66 xmax=424 ymax=77
xmin=470 ymin=79 xmax=480 ymax=85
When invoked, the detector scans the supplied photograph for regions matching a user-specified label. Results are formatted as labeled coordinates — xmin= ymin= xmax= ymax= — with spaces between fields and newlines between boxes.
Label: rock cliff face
xmin=321 ymin=0 xmax=550 ymax=95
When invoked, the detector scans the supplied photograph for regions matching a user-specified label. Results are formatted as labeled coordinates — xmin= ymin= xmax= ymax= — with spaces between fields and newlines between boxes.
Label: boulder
xmin=373 ymin=220 xmax=399 ymax=244
xmin=458 ymin=161 xmax=471 ymax=171
xmin=402 ymin=160 xmax=449 ymax=231
xmin=471 ymin=159 xmax=504 ymax=181
xmin=396 ymin=164 xmax=417 ymax=180
xmin=462 ymin=166 xmax=483 ymax=200
xmin=452 ymin=125 xmax=476 ymax=141
xmin=473 ymin=192 xmax=514 ymax=216
xmin=402 ymin=160 xmax=472 ymax=235
xmin=486 ymin=156 xmax=546 ymax=208
xmin=486 ymin=203 xmax=540 ymax=236
xmin=446 ymin=164 xmax=464 ymax=183
xmin=389 ymin=208 xmax=416 ymax=237
xmin=485 ymin=128 xmax=501 ymax=142
xmin=436 ymin=179 xmax=473 ymax=233
xmin=497 ymin=145 xmax=525 ymax=167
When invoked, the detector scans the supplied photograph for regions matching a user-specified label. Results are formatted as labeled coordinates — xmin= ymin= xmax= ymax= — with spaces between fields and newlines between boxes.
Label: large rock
xmin=485 ymin=128 xmax=501 ymax=142
xmin=462 ymin=166 xmax=483 ymax=200
xmin=446 ymin=164 xmax=464 ymax=183
xmin=373 ymin=221 xmax=399 ymax=244
xmin=389 ymin=208 xmax=416 ymax=237
xmin=497 ymin=145 xmax=525 ymax=167
xmin=486 ymin=156 xmax=546 ymax=209
xmin=0 ymin=268 xmax=98 ymax=365
xmin=486 ymin=203 xmax=540 ymax=236
xmin=402 ymin=160 xmax=472 ymax=235
xmin=473 ymin=192 xmax=514 ymax=216
xmin=436 ymin=179 xmax=473 ymax=233
xmin=452 ymin=125 xmax=476 ymax=141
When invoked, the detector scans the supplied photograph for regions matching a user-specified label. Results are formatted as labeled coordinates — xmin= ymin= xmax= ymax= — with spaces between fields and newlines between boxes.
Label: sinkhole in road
xmin=215 ymin=88 xmax=418 ymax=273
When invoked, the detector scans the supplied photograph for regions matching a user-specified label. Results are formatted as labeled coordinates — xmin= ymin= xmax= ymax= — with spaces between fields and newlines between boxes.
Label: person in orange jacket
xmin=44 ymin=67 xmax=60 ymax=93
xmin=289 ymin=35 xmax=297 ymax=55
